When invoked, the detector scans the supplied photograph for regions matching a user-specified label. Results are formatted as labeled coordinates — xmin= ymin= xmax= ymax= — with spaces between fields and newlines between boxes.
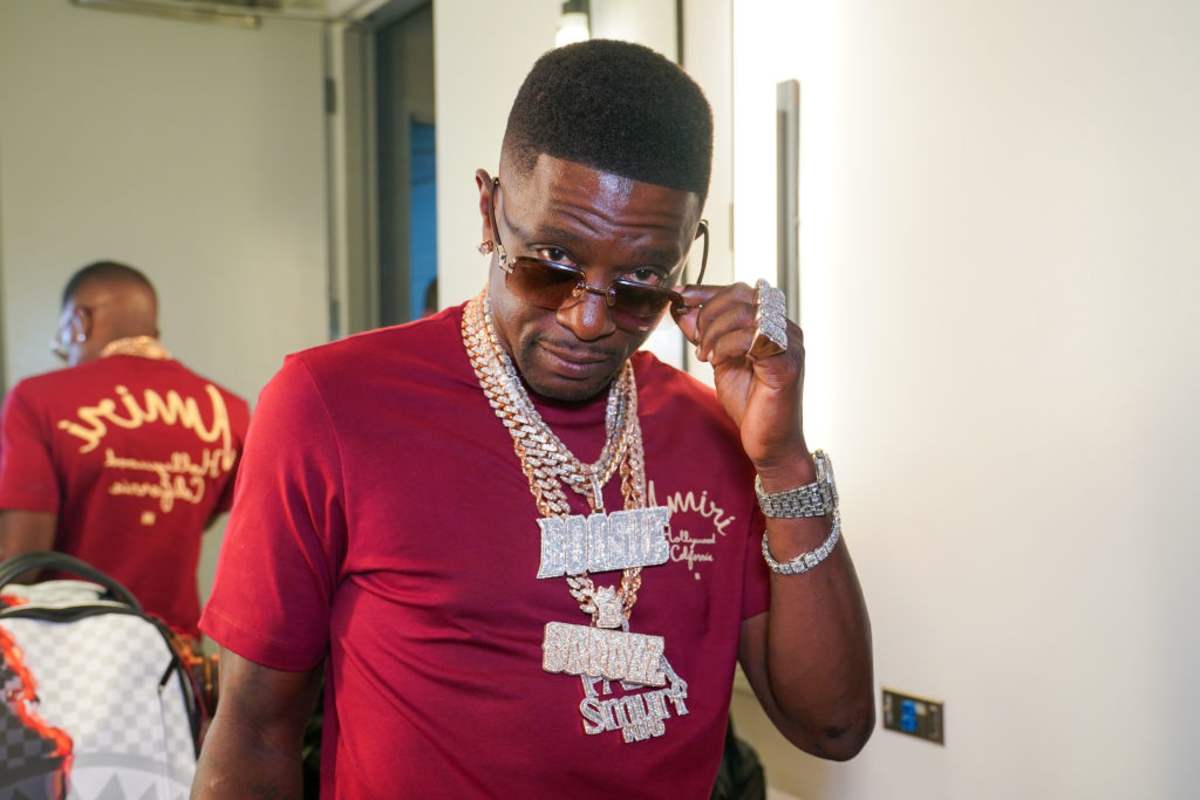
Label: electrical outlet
xmin=881 ymin=688 xmax=944 ymax=745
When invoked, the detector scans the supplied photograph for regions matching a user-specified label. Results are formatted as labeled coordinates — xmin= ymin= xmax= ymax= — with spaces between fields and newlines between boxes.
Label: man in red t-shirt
xmin=0 ymin=261 xmax=249 ymax=636
xmin=197 ymin=42 xmax=874 ymax=798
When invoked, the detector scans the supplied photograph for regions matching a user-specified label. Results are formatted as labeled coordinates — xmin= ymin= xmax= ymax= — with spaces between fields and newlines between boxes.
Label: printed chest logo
xmin=646 ymin=480 xmax=736 ymax=581
xmin=57 ymin=384 xmax=236 ymax=524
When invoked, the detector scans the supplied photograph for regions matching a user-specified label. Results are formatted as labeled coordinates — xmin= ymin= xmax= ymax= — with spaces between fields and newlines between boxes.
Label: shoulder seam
xmin=288 ymin=357 xmax=352 ymax=541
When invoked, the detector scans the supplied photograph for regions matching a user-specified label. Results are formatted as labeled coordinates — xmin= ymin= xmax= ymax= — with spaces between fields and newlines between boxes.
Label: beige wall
xmin=433 ymin=0 xmax=559 ymax=308
xmin=681 ymin=0 xmax=734 ymax=290
xmin=728 ymin=1 xmax=1200 ymax=798
xmin=0 ymin=0 xmax=331 ymax=603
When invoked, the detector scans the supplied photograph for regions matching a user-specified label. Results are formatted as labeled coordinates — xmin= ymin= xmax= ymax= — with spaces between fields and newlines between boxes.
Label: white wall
xmin=682 ymin=0 xmax=734 ymax=290
xmin=0 ymin=1 xmax=329 ymax=401
xmin=729 ymin=1 xmax=1200 ymax=798
xmin=0 ymin=0 xmax=331 ymax=602
xmin=592 ymin=0 xmax=671 ymax=47
xmin=433 ymin=0 xmax=559 ymax=308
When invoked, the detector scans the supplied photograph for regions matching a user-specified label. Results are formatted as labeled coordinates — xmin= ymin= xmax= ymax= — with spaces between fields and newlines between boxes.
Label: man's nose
xmin=556 ymin=285 xmax=616 ymax=341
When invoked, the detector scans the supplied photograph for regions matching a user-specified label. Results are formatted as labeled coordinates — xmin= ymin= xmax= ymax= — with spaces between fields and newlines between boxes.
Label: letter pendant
xmin=577 ymin=656 xmax=690 ymax=744
xmin=541 ymin=622 xmax=666 ymax=687
xmin=537 ymin=506 xmax=672 ymax=578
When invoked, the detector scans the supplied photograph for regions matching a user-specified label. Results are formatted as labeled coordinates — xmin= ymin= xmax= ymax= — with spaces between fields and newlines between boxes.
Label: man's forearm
xmin=751 ymin=457 xmax=875 ymax=759
xmin=0 ymin=510 xmax=57 ymax=582
xmin=763 ymin=524 xmax=874 ymax=754
xmin=194 ymin=651 xmax=319 ymax=799
xmin=192 ymin=717 xmax=304 ymax=800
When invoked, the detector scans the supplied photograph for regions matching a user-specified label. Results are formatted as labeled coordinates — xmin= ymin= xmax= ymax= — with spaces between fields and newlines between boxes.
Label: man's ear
xmin=475 ymin=168 xmax=496 ymax=246
xmin=75 ymin=307 xmax=93 ymax=341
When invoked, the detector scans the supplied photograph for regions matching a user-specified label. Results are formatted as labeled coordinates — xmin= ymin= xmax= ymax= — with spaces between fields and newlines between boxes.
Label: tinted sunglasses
xmin=489 ymin=178 xmax=708 ymax=332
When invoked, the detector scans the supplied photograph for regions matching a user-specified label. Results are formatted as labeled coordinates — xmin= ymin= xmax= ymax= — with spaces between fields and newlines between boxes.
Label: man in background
xmin=0 ymin=261 xmax=250 ymax=637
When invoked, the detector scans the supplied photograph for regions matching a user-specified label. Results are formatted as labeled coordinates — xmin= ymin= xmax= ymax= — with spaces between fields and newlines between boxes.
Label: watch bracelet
xmin=761 ymin=509 xmax=842 ymax=575
xmin=754 ymin=450 xmax=837 ymax=518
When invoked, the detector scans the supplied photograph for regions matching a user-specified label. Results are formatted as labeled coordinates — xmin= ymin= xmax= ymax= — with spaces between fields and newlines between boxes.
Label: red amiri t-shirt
xmin=201 ymin=304 xmax=770 ymax=799
xmin=0 ymin=356 xmax=249 ymax=635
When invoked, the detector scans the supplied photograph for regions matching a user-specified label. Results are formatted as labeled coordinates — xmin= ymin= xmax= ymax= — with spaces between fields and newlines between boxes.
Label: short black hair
xmin=62 ymin=260 xmax=155 ymax=308
xmin=502 ymin=40 xmax=713 ymax=199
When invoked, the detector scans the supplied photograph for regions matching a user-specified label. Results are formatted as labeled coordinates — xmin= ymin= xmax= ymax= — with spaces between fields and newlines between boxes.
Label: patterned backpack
xmin=0 ymin=552 xmax=200 ymax=799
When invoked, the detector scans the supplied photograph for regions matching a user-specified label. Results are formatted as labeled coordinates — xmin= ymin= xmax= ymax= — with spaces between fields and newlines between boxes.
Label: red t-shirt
xmin=201 ymin=304 xmax=770 ymax=798
xmin=0 ymin=355 xmax=249 ymax=635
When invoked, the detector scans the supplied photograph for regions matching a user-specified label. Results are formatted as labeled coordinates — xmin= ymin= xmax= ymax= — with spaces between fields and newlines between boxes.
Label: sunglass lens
xmin=610 ymin=282 xmax=675 ymax=330
xmin=509 ymin=259 xmax=580 ymax=309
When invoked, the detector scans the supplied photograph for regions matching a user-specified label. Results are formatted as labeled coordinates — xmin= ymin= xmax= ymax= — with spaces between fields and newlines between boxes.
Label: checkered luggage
xmin=0 ymin=552 xmax=200 ymax=800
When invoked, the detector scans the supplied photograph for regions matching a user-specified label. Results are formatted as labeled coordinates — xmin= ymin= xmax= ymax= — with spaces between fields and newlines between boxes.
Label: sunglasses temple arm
xmin=695 ymin=220 xmax=710 ymax=286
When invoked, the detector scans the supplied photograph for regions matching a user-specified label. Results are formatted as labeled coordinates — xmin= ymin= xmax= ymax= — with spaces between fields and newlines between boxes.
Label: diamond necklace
xmin=462 ymin=291 xmax=647 ymax=621
xmin=100 ymin=336 xmax=171 ymax=360
xmin=472 ymin=293 xmax=633 ymax=510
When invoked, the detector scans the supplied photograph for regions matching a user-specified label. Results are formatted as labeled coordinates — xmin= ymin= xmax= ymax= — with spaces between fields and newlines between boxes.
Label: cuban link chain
xmin=462 ymin=292 xmax=646 ymax=622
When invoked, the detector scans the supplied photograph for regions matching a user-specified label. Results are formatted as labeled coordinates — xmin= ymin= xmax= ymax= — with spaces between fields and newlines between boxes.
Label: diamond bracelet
xmin=761 ymin=509 xmax=842 ymax=576
xmin=754 ymin=450 xmax=837 ymax=518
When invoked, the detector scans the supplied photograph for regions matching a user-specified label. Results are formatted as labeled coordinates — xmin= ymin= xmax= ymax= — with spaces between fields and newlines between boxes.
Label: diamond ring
xmin=748 ymin=279 xmax=788 ymax=359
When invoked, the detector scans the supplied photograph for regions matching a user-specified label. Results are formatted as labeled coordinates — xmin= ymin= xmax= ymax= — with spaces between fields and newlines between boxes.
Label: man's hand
xmin=671 ymin=283 xmax=811 ymax=481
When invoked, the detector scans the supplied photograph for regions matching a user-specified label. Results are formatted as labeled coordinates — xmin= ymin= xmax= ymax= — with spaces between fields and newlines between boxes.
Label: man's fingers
xmin=675 ymin=283 xmax=729 ymax=308
xmin=671 ymin=279 xmax=806 ymax=374
xmin=707 ymin=328 xmax=757 ymax=368
xmin=670 ymin=284 xmax=722 ymax=344
xmin=671 ymin=283 xmax=754 ymax=346
xmin=696 ymin=300 xmax=756 ymax=362
xmin=672 ymin=305 xmax=702 ymax=345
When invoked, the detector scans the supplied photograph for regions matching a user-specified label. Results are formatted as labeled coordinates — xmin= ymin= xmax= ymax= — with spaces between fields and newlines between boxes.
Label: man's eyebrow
xmin=625 ymin=248 xmax=684 ymax=269
xmin=520 ymin=222 xmax=587 ymax=245
xmin=513 ymin=219 xmax=683 ymax=267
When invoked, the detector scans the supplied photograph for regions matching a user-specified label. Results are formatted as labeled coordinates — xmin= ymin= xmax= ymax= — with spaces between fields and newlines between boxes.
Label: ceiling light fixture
xmin=555 ymin=0 xmax=590 ymax=48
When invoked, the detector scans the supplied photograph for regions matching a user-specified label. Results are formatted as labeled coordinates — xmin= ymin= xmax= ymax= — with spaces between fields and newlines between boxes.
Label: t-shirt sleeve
xmin=0 ymin=384 xmax=61 ymax=513
xmin=740 ymin=505 xmax=771 ymax=619
xmin=199 ymin=357 xmax=347 ymax=671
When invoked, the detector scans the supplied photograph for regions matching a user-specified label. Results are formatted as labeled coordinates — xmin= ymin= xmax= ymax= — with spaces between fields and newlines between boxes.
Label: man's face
xmin=480 ymin=155 xmax=702 ymax=402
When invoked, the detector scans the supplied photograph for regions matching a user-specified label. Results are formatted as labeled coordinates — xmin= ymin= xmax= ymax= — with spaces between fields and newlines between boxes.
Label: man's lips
xmin=537 ymin=340 xmax=615 ymax=376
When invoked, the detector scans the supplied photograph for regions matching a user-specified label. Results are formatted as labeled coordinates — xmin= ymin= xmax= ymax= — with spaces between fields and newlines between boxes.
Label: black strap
xmin=0 ymin=551 xmax=142 ymax=611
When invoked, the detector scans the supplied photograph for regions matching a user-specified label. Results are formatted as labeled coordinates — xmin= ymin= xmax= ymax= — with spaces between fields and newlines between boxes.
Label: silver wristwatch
xmin=754 ymin=450 xmax=838 ymax=518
